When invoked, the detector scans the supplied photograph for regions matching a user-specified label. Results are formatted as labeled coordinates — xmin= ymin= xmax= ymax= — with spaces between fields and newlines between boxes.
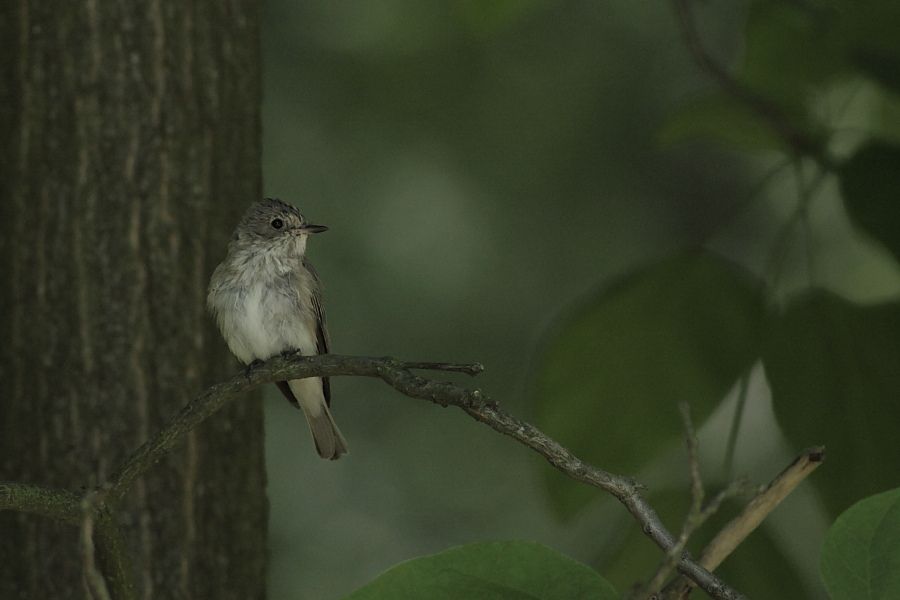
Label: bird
xmin=207 ymin=198 xmax=348 ymax=459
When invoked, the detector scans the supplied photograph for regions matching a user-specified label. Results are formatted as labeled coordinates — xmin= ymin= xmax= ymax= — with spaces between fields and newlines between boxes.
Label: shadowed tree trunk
xmin=0 ymin=2 xmax=267 ymax=599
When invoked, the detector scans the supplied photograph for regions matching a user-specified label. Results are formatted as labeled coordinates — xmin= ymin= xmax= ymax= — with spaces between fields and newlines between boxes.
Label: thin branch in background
xmin=794 ymin=163 xmax=819 ymax=287
xmin=80 ymin=491 xmax=112 ymax=600
xmin=765 ymin=199 xmax=806 ymax=294
xmin=662 ymin=446 xmax=826 ymax=599
xmin=764 ymin=165 xmax=829 ymax=295
xmin=722 ymin=371 xmax=751 ymax=478
xmin=682 ymin=403 xmax=705 ymax=520
xmin=671 ymin=0 xmax=831 ymax=166
xmin=704 ymin=156 xmax=793 ymax=248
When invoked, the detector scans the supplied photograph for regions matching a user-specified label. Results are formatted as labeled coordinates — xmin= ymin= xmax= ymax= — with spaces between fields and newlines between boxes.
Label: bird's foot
xmin=245 ymin=359 xmax=264 ymax=379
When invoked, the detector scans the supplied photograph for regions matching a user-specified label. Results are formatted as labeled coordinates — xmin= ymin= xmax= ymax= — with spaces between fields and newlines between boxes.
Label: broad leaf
xmin=763 ymin=292 xmax=900 ymax=515
xmin=821 ymin=487 xmax=900 ymax=600
xmin=344 ymin=541 xmax=618 ymax=600
xmin=534 ymin=252 xmax=763 ymax=517
xmin=840 ymin=142 xmax=900 ymax=265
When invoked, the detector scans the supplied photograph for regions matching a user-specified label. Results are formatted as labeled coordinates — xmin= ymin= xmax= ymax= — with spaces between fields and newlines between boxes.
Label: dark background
xmin=257 ymin=2 xmax=900 ymax=598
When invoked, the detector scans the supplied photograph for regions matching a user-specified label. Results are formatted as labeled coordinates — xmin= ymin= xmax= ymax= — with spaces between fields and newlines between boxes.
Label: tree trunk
xmin=0 ymin=2 xmax=267 ymax=599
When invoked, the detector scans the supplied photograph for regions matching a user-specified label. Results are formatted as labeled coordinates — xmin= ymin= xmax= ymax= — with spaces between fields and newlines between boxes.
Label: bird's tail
xmin=289 ymin=378 xmax=348 ymax=460
xmin=302 ymin=400 xmax=348 ymax=460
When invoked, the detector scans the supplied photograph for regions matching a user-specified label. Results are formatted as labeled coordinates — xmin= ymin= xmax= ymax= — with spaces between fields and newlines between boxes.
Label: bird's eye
xmin=270 ymin=218 xmax=284 ymax=230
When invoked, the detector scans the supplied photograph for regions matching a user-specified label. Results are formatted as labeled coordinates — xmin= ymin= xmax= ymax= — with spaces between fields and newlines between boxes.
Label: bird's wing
xmin=304 ymin=259 xmax=331 ymax=405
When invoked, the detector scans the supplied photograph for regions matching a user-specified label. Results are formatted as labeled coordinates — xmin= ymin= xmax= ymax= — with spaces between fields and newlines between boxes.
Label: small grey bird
xmin=207 ymin=198 xmax=348 ymax=460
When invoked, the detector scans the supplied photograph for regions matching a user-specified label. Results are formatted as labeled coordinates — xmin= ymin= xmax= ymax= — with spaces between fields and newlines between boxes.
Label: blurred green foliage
xmin=530 ymin=0 xmax=900 ymax=596
xmin=261 ymin=0 xmax=900 ymax=598
xmin=660 ymin=93 xmax=786 ymax=151
xmin=535 ymin=252 xmax=763 ymax=516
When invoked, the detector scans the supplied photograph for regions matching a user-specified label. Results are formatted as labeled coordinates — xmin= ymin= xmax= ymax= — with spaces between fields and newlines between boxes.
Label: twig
xmin=104 ymin=356 xmax=485 ymax=504
xmin=682 ymin=404 xmax=704 ymax=520
xmin=0 ymin=482 xmax=82 ymax=524
xmin=641 ymin=404 xmax=705 ymax=597
xmin=701 ymin=480 xmax=751 ymax=525
xmin=662 ymin=446 xmax=825 ymax=598
xmin=641 ymin=405 xmax=749 ymax=598
xmin=401 ymin=361 xmax=484 ymax=375
xmin=671 ymin=0 xmax=831 ymax=166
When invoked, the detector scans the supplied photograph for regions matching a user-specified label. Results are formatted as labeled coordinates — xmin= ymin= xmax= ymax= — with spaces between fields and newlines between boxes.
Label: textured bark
xmin=0 ymin=1 xmax=266 ymax=599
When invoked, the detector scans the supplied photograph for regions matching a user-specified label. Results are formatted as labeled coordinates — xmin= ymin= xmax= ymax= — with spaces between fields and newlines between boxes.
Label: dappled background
xmin=258 ymin=1 xmax=900 ymax=598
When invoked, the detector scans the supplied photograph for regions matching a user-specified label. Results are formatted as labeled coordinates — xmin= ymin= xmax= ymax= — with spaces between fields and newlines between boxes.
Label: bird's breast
xmin=212 ymin=261 xmax=318 ymax=364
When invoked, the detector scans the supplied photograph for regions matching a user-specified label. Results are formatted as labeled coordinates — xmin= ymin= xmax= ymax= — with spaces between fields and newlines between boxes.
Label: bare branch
xmin=0 ymin=482 xmax=82 ymax=525
xmin=5 ymin=354 xmax=746 ymax=600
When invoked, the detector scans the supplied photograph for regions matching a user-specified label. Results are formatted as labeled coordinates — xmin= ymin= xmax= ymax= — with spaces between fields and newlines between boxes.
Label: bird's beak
xmin=297 ymin=223 xmax=328 ymax=234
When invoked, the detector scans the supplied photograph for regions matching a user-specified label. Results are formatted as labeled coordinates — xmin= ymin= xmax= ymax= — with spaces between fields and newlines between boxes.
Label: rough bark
xmin=0 ymin=1 xmax=266 ymax=599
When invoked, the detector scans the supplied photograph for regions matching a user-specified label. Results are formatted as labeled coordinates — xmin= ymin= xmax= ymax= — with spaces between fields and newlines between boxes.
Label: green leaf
xmin=821 ymin=487 xmax=900 ymax=600
xmin=344 ymin=541 xmax=618 ymax=600
xmin=763 ymin=292 xmax=900 ymax=515
xmin=534 ymin=252 xmax=764 ymax=517
xmin=659 ymin=93 xmax=785 ymax=151
xmin=840 ymin=142 xmax=900 ymax=264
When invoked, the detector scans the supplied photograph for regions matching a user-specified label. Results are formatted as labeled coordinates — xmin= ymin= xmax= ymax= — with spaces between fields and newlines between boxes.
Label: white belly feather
xmin=209 ymin=255 xmax=318 ymax=365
